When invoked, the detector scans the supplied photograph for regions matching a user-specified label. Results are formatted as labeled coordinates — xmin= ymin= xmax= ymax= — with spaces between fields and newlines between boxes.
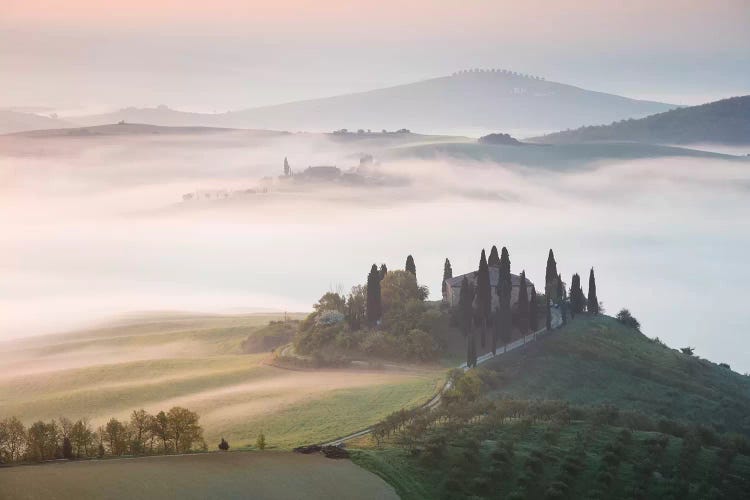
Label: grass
xmin=0 ymin=451 xmax=399 ymax=500
xmin=484 ymin=315 xmax=750 ymax=435
xmin=1 ymin=312 xmax=442 ymax=448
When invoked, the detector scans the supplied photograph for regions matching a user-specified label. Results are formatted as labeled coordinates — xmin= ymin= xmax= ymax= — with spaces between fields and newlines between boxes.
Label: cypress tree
xmin=545 ymin=249 xmax=558 ymax=302
xmin=366 ymin=264 xmax=382 ymax=326
xmin=477 ymin=250 xmax=491 ymax=349
xmin=379 ymin=263 xmax=388 ymax=281
xmin=495 ymin=247 xmax=512 ymax=353
xmin=283 ymin=157 xmax=291 ymax=176
xmin=558 ymin=273 xmax=567 ymax=325
xmin=545 ymin=292 xmax=552 ymax=330
xmin=405 ymin=255 xmax=416 ymax=277
xmin=570 ymin=273 xmax=585 ymax=316
xmin=488 ymin=245 xmax=500 ymax=266
xmin=458 ymin=276 xmax=474 ymax=337
xmin=588 ymin=268 xmax=599 ymax=314
xmin=442 ymin=258 xmax=453 ymax=300
xmin=517 ymin=271 xmax=529 ymax=339
xmin=529 ymin=286 xmax=538 ymax=331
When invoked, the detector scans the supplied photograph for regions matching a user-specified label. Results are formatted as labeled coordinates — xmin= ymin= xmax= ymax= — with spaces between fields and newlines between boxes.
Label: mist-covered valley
xmin=1 ymin=129 xmax=748 ymax=371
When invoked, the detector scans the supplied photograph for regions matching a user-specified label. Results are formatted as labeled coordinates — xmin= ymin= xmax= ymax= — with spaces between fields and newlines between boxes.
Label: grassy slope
xmin=353 ymin=315 xmax=750 ymax=499
xmin=0 ymin=313 xmax=442 ymax=448
xmin=0 ymin=451 xmax=399 ymax=500
xmin=485 ymin=315 xmax=750 ymax=435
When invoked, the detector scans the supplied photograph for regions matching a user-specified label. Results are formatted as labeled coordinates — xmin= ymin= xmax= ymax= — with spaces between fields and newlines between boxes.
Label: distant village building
xmin=297 ymin=166 xmax=342 ymax=181
xmin=444 ymin=267 xmax=535 ymax=310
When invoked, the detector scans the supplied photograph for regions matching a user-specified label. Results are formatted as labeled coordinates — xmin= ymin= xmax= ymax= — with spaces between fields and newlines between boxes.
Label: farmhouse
xmin=444 ymin=267 xmax=534 ymax=310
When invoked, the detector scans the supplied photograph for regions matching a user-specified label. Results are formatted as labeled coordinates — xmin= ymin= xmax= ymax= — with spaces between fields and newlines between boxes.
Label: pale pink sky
xmin=2 ymin=0 xmax=748 ymax=110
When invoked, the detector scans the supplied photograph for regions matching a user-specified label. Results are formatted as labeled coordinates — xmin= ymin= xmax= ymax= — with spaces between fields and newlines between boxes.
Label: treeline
xmin=0 ymin=407 xmax=204 ymax=464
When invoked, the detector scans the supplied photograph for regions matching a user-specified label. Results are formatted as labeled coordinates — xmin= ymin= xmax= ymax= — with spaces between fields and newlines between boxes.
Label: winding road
xmin=322 ymin=308 xmax=563 ymax=446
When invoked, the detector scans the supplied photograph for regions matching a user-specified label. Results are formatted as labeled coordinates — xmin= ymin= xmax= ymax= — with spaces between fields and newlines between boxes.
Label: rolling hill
xmin=69 ymin=71 xmax=676 ymax=135
xmin=535 ymin=95 xmax=750 ymax=145
xmin=0 ymin=110 xmax=71 ymax=134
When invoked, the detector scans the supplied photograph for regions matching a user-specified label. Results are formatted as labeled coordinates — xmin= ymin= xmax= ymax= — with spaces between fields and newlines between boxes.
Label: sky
xmin=2 ymin=0 xmax=749 ymax=113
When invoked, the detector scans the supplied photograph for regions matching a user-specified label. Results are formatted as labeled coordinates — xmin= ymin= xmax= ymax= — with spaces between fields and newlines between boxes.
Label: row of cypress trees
xmin=455 ymin=247 xmax=599 ymax=367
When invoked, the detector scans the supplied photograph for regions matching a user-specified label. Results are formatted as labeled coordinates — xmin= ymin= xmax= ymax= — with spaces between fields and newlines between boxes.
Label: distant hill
xmin=4 ymin=122 xmax=282 ymax=138
xmin=69 ymin=71 xmax=676 ymax=135
xmin=388 ymin=141 xmax=746 ymax=169
xmin=535 ymin=95 xmax=750 ymax=145
xmin=0 ymin=110 xmax=71 ymax=134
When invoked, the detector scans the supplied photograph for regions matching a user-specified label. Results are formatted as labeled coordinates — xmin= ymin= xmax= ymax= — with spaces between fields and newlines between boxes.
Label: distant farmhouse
xmin=444 ymin=267 xmax=534 ymax=310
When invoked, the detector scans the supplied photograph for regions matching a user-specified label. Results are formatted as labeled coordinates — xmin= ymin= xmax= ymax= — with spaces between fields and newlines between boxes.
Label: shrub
xmin=256 ymin=432 xmax=266 ymax=450
xmin=616 ymin=309 xmax=641 ymax=330
xmin=218 ymin=438 xmax=229 ymax=451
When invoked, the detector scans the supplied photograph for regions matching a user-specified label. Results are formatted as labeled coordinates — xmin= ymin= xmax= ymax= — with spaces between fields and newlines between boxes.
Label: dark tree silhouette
xmin=558 ymin=274 xmax=567 ymax=325
xmin=218 ymin=437 xmax=230 ymax=451
xmin=283 ymin=157 xmax=291 ymax=176
xmin=379 ymin=263 xmax=388 ymax=281
xmin=545 ymin=292 xmax=552 ymax=330
xmin=488 ymin=245 xmax=500 ymax=266
xmin=476 ymin=250 xmax=491 ymax=349
xmin=405 ymin=255 xmax=416 ymax=277
xmin=588 ymin=268 xmax=599 ymax=315
xmin=62 ymin=436 xmax=73 ymax=459
xmin=442 ymin=258 xmax=453 ymax=300
xmin=529 ymin=286 xmax=539 ymax=331
xmin=458 ymin=276 xmax=475 ymax=337
xmin=517 ymin=271 xmax=530 ymax=338
xmin=494 ymin=246 xmax=512 ymax=353
xmin=545 ymin=249 xmax=558 ymax=301
xmin=366 ymin=264 xmax=382 ymax=326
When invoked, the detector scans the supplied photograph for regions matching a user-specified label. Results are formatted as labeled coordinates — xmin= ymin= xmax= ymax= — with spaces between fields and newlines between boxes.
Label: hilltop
xmin=68 ymin=71 xmax=675 ymax=135
xmin=535 ymin=95 xmax=750 ymax=145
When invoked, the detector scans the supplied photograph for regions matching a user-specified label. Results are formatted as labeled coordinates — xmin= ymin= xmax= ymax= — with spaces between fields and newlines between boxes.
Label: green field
xmin=0 ymin=451 xmax=398 ymax=500
xmin=0 ymin=312 xmax=443 ymax=448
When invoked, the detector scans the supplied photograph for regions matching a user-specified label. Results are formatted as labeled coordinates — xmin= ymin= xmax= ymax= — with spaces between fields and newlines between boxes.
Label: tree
xmin=405 ymin=255 xmax=416 ymax=277
xmin=616 ymin=309 xmax=641 ymax=330
xmin=588 ymin=268 xmax=599 ymax=315
xmin=283 ymin=157 xmax=291 ymax=176
xmin=27 ymin=420 xmax=59 ymax=462
xmin=380 ymin=270 xmax=427 ymax=312
xmin=379 ymin=263 xmax=388 ymax=281
xmin=476 ymin=249 xmax=491 ymax=348
xmin=488 ymin=245 xmax=500 ymax=266
xmin=167 ymin=407 xmax=203 ymax=454
xmin=681 ymin=347 xmax=695 ymax=356
xmin=545 ymin=292 xmax=552 ymax=331
xmin=366 ymin=264 xmax=382 ymax=326
xmin=345 ymin=285 xmax=366 ymax=330
xmin=0 ymin=417 xmax=26 ymax=463
xmin=495 ymin=247 xmax=512 ymax=353
xmin=70 ymin=419 xmax=94 ymax=458
xmin=529 ymin=286 xmax=538 ymax=331
xmin=442 ymin=258 xmax=453 ymax=300
xmin=62 ymin=436 xmax=73 ymax=459
xmin=257 ymin=432 xmax=266 ymax=450
xmin=545 ymin=249 xmax=558 ymax=302
xmin=129 ymin=409 xmax=151 ymax=455
xmin=150 ymin=411 xmax=171 ymax=454
xmin=104 ymin=418 xmax=127 ymax=456
xmin=458 ymin=277 xmax=474 ymax=337
xmin=517 ymin=271 xmax=529 ymax=339
xmin=218 ymin=438 xmax=230 ymax=451
xmin=557 ymin=274 xmax=567 ymax=326
xmin=569 ymin=273 xmax=584 ymax=317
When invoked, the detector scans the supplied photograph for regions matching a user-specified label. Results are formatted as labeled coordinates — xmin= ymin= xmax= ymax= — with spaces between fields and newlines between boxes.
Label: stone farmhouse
xmin=444 ymin=266 xmax=535 ymax=310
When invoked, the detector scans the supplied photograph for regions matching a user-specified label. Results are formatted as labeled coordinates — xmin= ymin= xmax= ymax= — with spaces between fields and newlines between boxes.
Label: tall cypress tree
xmin=442 ymin=258 xmax=453 ymax=300
xmin=488 ymin=245 xmax=500 ymax=266
xmin=545 ymin=291 xmax=552 ymax=330
xmin=458 ymin=277 xmax=474 ymax=337
xmin=529 ymin=285 xmax=539 ymax=331
xmin=495 ymin=246 xmax=512 ymax=353
xmin=558 ymin=273 xmax=567 ymax=325
xmin=366 ymin=264 xmax=382 ymax=326
xmin=588 ymin=268 xmax=599 ymax=315
xmin=477 ymin=250 xmax=491 ymax=349
xmin=405 ymin=255 xmax=416 ymax=277
xmin=545 ymin=249 xmax=558 ymax=302
xmin=570 ymin=273 xmax=585 ymax=316
xmin=379 ymin=263 xmax=388 ymax=281
xmin=517 ymin=271 xmax=529 ymax=340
